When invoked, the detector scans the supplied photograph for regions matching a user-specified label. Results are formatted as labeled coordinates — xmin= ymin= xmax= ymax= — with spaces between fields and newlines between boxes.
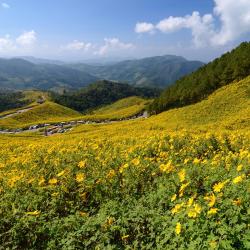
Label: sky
xmin=0 ymin=0 xmax=250 ymax=62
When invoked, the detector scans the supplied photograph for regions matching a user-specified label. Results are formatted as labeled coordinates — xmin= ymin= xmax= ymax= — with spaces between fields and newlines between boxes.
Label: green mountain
xmin=0 ymin=58 xmax=97 ymax=92
xmin=51 ymin=80 xmax=160 ymax=112
xmin=68 ymin=55 xmax=204 ymax=88
xmin=149 ymin=42 xmax=250 ymax=114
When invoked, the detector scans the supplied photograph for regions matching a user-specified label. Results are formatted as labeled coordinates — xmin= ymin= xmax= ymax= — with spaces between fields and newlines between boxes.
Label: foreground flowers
xmin=0 ymin=130 xmax=249 ymax=249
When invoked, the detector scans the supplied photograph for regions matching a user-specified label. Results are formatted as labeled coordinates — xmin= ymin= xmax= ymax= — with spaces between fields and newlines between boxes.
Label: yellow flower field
xmin=0 ymin=122 xmax=249 ymax=249
xmin=0 ymin=78 xmax=249 ymax=249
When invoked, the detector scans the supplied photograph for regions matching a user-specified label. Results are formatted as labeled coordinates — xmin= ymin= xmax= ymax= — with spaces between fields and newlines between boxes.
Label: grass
xmin=0 ymin=96 xmax=149 ymax=129
xmin=0 ymin=101 xmax=80 ymax=129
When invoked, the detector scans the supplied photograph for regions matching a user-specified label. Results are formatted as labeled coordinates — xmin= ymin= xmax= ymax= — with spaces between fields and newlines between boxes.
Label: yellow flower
xmin=119 ymin=163 xmax=129 ymax=173
xmin=92 ymin=144 xmax=99 ymax=150
xmin=26 ymin=210 xmax=41 ymax=216
xmin=187 ymin=196 xmax=194 ymax=207
xmin=131 ymin=158 xmax=140 ymax=166
xmin=48 ymin=178 xmax=58 ymax=185
xmin=57 ymin=170 xmax=65 ymax=177
xmin=159 ymin=161 xmax=174 ymax=173
xmin=207 ymin=208 xmax=218 ymax=215
xmin=194 ymin=204 xmax=202 ymax=214
xmin=188 ymin=210 xmax=197 ymax=218
xmin=237 ymin=164 xmax=243 ymax=172
xmin=175 ymin=222 xmax=182 ymax=235
xmin=78 ymin=161 xmax=86 ymax=168
xmin=171 ymin=203 xmax=184 ymax=214
xmin=210 ymin=240 xmax=218 ymax=249
xmin=171 ymin=194 xmax=177 ymax=202
xmin=204 ymin=193 xmax=216 ymax=207
xmin=184 ymin=158 xmax=189 ymax=164
xmin=121 ymin=235 xmax=130 ymax=240
xmin=233 ymin=174 xmax=245 ymax=184
xmin=193 ymin=158 xmax=200 ymax=164
xmin=213 ymin=181 xmax=227 ymax=193
xmin=178 ymin=169 xmax=186 ymax=183
xmin=76 ymin=173 xmax=85 ymax=183
xmin=179 ymin=182 xmax=190 ymax=197
xmin=38 ymin=177 xmax=45 ymax=186
xmin=188 ymin=204 xmax=202 ymax=218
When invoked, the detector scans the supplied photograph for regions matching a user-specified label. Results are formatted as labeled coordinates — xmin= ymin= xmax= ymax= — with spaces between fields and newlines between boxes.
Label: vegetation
xmin=90 ymin=96 xmax=150 ymax=119
xmin=0 ymin=96 xmax=149 ymax=129
xmin=0 ymin=76 xmax=249 ymax=248
xmin=149 ymin=42 xmax=250 ymax=114
xmin=51 ymin=80 xmax=160 ymax=112
xmin=0 ymin=102 xmax=80 ymax=129
xmin=68 ymin=55 xmax=204 ymax=88
xmin=0 ymin=92 xmax=28 ymax=113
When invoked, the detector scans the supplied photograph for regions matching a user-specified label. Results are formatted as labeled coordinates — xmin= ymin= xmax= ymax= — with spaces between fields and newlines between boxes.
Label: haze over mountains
xmin=68 ymin=55 xmax=204 ymax=88
xmin=0 ymin=58 xmax=98 ymax=92
xmin=0 ymin=55 xmax=203 ymax=92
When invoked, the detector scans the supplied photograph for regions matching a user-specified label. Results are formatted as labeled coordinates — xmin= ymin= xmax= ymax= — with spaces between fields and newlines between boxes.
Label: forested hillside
xmin=149 ymin=42 xmax=250 ymax=114
xmin=51 ymin=80 xmax=160 ymax=112
xmin=0 ymin=92 xmax=28 ymax=113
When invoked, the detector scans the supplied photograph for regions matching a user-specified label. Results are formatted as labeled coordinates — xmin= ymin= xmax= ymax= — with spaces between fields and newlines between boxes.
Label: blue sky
xmin=0 ymin=0 xmax=250 ymax=62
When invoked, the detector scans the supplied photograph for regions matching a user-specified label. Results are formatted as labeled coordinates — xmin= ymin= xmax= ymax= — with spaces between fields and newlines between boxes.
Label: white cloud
xmin=16 ymin=30 xmax=37 ymax=46
xmin=0 ymin=31 xmax=37 ymax=56
xmin=211 ymin=0 xmax=250 ymax=46
xmin=0 ymin=35 xmax=15 ymax=52
xmin=1 ymin=2 xmax=10 ymax=9
xmin=135 ymin=0 xmax=250 ymax=47
xmin=95 ymin=38 xmax=134 ymax=56
xmin=135 ymin=22 xmax=154 ymax=33
xmin=62 ymin=40 xmax=93 ymax=51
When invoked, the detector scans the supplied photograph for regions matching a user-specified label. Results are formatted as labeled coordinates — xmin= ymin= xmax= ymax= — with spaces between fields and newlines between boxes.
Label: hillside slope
xmin=68 ymin=55 xmax=204 ymax=88
xmin=0 ymin=101 xmax=80 ymax=129
xmin=150 ymin=42 xmax=250 ymax=114
xmin=149 ymin=76 xmax=250 ymax=131
xmin=52 ymin=80 xmax=160 ymax=112
xmin=0 ymin=96 xmax=150 ymax=129
xmin=0 ymin=58 xmax=97 ymax=92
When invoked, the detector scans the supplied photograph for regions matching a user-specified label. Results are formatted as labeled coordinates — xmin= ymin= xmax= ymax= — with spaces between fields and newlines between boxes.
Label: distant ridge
xmin=0 ymin=58 xmax=97 ymax=92
xmin=14 ymin=56 xmax=65 ymax=65
xmin=67 ymin=55 xmax=204 ymax=88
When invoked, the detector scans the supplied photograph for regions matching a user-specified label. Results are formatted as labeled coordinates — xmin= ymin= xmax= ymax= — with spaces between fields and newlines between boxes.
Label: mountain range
xmin=68 ymin=55 xmax=204 ymax=88
xmin=0 ymin=58 xmax=97 ymax=92
xmin=0 ymin=55 xmax=203 ymax=91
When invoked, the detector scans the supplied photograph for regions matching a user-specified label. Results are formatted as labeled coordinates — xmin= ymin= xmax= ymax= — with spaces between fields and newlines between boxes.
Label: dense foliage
xmin=51 ymin=80 xmax=160 ymax=112
xmin=0 ymin=129 xmax=249 ymax=249
xmin=149 ymin=42 xmax=250 ymax=114
xmin=0 ymin=92 xmax=28 ymax=113
xmin=68 ymin=55 xmax=203 ymax=88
